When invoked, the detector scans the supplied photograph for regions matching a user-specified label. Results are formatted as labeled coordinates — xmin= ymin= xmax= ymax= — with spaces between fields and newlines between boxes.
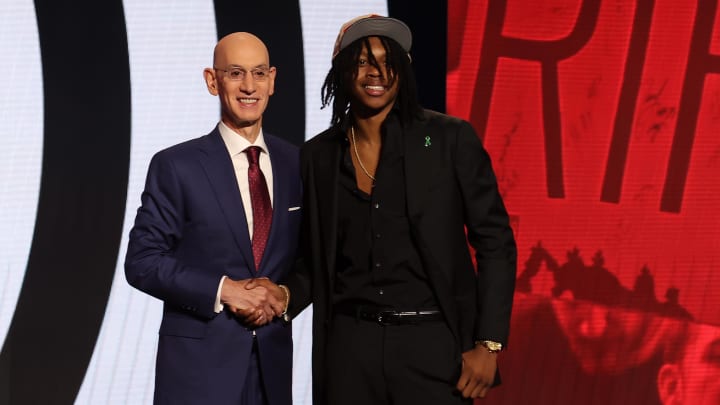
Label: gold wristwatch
xmin=477 ymin=340 xmax=503 ymax=353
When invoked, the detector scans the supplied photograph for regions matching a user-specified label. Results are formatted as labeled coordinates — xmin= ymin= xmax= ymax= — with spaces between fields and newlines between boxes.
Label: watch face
xmin=484 ymin=341 xmax=503 ymax=351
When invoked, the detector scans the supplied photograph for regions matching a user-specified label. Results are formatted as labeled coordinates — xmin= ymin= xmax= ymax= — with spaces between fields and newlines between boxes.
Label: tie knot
xmin=245 ymin=146 xmax=261 ymax=165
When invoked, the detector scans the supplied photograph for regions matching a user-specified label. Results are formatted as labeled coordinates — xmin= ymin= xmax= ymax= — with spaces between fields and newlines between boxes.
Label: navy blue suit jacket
xmin=125 ymin=127 xmax=302 ymax=405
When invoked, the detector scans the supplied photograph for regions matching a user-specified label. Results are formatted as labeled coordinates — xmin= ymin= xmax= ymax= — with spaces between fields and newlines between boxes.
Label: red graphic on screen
xmin=447 ymin=0 xmax=720 ymax=403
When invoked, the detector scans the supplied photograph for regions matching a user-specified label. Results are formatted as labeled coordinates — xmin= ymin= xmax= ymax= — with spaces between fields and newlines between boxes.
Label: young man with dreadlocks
xmin=286 ymin=14 xmax=517 ymax=405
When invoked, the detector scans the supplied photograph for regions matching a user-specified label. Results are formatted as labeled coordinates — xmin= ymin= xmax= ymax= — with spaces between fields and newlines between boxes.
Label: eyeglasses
xmin=214 ymin=66 xmax=272 ymax=81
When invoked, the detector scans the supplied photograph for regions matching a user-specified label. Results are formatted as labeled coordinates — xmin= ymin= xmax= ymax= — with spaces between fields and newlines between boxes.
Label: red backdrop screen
xmin=447 ymin=1 xmax=720 ymax=403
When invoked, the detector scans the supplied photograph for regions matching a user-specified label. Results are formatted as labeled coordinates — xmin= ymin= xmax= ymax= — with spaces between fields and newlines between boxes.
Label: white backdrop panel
xmin=0 ymin=0 xmax=44 ymax=352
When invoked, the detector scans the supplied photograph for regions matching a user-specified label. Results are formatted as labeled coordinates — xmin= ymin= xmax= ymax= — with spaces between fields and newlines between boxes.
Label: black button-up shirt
xmin=333 ymin=118 xmax=437 ymax=310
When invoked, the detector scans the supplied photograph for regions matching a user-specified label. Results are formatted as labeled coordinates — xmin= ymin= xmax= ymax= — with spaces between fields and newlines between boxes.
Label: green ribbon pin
xmin=424 ymin=135 xmax=431 ymax=147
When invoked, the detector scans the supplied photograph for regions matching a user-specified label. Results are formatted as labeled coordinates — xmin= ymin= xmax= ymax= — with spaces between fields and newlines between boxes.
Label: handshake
xmin=220 ymin=277 xmax=289 ymax=327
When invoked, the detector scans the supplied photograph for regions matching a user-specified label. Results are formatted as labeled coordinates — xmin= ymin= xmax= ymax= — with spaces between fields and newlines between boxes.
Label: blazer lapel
xmin=313 ymin=133 xmax=341 ymax=285
xmin=258 ymin=135 xmax=288 ymax=276
xmin=402 ymin=118 xmax=435 ymax=219
xmin=401 ymin=115 xmax=463 ymax=342
xmin=198 ymin=129 xmax=255 ymax=275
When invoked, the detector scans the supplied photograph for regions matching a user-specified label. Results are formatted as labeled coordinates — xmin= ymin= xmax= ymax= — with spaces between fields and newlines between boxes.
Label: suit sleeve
xmin=124 ymin=151 xmax=221 ymax=319
xmin=454 ymin=120 xmax=517 ymax=346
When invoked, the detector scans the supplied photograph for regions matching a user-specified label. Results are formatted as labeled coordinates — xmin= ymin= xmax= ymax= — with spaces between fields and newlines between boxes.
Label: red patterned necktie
xmin=245 ymin=146 xmax=272 ymax=271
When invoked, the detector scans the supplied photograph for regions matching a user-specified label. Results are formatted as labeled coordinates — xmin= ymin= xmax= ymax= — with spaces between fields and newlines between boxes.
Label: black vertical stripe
xmin=388 ymin=0 xmax=448 ymax=113
xmin=601 ymin=0 xmax=655 ymax=205
xmin=0 ymin=1 xmax=131 ymax=403
xmin=213 ymin=2 xmax=306 ymax=146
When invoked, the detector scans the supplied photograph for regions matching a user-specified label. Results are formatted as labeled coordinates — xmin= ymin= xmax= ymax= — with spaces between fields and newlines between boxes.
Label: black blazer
xmin=287 ymin=109 xmax=517 ymax=405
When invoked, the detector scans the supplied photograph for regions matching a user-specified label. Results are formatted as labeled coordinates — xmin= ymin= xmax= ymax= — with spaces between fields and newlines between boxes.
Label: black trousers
xmin=325 ymin=314 xmax=472 ymax=405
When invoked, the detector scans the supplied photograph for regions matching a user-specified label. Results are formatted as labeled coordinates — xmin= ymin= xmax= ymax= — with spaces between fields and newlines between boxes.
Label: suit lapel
xmin=403 ymin=118 xmax=435 ymax=219
xmin=259 ymin=135 xmax=288 ymax=276
xmin=197 ymin=129 xmax=255 ymax=275
xmin=312 ymin=133 xmax=341 ymax=285
xmin=402 ymin=114 xmax=463 ymax=343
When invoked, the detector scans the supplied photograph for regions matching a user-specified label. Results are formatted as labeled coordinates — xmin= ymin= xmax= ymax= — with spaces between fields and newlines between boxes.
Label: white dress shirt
xmin=214 ymin=121 xmax=274 ymax=312
xmin=218 ymin=121 xmax=274 ymax=238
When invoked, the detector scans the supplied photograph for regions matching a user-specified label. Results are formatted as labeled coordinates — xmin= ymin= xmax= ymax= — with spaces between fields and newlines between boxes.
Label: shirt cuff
xmin=214 ymin=275 xmax=227 ymax=313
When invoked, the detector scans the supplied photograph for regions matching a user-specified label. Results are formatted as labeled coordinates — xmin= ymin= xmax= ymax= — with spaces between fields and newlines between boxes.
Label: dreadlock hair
xmin=320 ymin=35 xmax=422 ymax=129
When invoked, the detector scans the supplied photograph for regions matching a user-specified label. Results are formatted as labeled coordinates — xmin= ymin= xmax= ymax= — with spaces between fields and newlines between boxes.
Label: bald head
xmin=213 ymin=32 xmax=270 ymax=68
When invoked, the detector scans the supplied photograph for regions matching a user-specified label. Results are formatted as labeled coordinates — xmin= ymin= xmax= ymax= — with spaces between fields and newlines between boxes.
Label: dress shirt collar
xmin=218 ymin=121 xmax=269 ymax=156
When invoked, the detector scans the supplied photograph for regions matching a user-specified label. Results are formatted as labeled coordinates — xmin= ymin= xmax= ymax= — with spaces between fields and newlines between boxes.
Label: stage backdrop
xmin=0 ymin=1 xmax=447 ymax=404
xmin=1 ymin=0 xmax=719 ymax=404
xmin=447 ymin=0 xmax=720 ymax=404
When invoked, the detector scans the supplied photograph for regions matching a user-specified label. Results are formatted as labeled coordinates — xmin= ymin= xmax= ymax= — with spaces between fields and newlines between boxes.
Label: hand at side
xmin=456 ymin=345 xmax=498 ymax=398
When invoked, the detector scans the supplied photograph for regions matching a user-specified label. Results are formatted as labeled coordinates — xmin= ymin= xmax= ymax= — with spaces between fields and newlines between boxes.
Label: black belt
xmin=334 ymin=306 xmax=444 ymax=325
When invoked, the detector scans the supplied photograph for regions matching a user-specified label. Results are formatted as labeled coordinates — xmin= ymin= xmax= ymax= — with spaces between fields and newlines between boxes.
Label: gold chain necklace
xmin=350 ymin=126 xmax=376 ymax=182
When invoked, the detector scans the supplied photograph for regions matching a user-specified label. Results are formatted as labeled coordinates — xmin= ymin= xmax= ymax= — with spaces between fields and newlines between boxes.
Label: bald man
xmin=125 ymin=32 xmax=301 ymax=405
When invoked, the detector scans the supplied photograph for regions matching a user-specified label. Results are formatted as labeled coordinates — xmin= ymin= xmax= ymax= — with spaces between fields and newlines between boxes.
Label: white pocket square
xmin=288 ymin=206 xmax=301 ymax=212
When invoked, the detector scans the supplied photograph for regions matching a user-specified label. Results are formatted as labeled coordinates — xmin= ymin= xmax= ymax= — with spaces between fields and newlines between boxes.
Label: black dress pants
xmin=325 ymin=314 xmax=472 ymax=405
